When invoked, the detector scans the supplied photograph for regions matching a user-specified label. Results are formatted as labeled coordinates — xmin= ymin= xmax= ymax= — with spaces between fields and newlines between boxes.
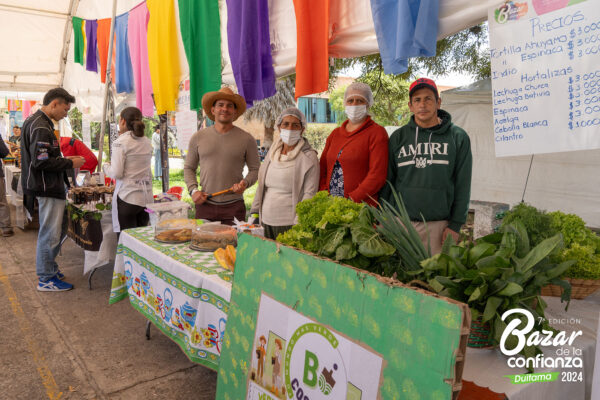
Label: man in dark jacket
xmin=0 ymin=135 xmax=13 ymax=236
xmin=21 ymin=88 xmax=85 ymax=292
xmin=380 ymin=78 xmax=472 ymax=255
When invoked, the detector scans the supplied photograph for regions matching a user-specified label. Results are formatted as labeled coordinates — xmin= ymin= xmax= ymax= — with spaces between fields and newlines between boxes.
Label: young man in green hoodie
xmin=380 ymin=78 xmax=472 ymax=254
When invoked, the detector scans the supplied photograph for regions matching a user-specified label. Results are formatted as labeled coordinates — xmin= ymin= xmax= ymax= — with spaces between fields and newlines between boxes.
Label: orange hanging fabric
xmin=147 ymin=0 xmax=181 ymax=115
xmin=292 ymin=0 xmax=329 ymax=99
xmin=97 ymin=18 xmax=116 ymax=84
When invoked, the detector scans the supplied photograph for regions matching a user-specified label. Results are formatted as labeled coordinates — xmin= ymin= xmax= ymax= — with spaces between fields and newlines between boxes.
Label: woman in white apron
xmin=103 ymin=106 xmax=153 ymax=235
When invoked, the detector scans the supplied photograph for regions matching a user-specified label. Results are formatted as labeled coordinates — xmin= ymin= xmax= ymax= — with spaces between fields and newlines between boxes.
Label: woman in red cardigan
xmin=319 ymin=82 xmax=389 ymax=206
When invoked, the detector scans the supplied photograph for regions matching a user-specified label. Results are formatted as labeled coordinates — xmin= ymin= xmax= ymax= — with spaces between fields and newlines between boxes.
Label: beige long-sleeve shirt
xmin=184 ymin=126 xmax=260 ymax=205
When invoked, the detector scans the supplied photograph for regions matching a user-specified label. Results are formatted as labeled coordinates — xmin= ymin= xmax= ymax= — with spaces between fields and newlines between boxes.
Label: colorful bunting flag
xmin=85 ymin=19 xmax=99 ymax=72
xmin=97 ymin=18 xmax=116 ymax=84
xmin=147 ymin=0 xmax=181 ymax=115
xmin=226 ymin=0 xmax=276 ymax=107
xmin=128 ymin=2 xmax=154 ymax=117
xmin=72 ymin=16 xmax=85 ymax=66
xmin=370 ymin=0 xmax=439 ymax=74
xmin=293 ymin=0 xmax=330 ymax=98
xmin=114 ymin=12 xmax=134 ymax=93
xmin=178 ymin=0 xmax=222 ymax=111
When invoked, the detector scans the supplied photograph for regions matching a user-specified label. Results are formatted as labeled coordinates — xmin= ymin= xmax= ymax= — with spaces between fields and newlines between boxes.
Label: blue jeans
xmin=36 ymin=197 xmax=67 ymax=281
xmin=154 ymin=150 xmax=162 ymax=178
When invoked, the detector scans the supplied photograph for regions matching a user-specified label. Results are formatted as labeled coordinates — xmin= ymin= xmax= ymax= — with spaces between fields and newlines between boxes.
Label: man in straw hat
xmin=184 ymin=87 xmax=260 ymax=225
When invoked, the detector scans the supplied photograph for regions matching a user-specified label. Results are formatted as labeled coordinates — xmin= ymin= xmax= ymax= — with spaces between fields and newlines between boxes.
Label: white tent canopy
xmin=442 ymin=80 xmax=600 ymax=228
xmin=1 ymin=0 xmax=502 ymax=117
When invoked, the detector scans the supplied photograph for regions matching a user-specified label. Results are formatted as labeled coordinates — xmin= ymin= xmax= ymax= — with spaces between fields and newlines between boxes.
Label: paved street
xmin=0 ymin=214 xmax=218 ymax=399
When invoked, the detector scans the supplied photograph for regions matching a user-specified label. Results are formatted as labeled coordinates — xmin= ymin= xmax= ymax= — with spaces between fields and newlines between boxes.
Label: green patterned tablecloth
xmin=109 ymin=227 xmax=233 ymax=370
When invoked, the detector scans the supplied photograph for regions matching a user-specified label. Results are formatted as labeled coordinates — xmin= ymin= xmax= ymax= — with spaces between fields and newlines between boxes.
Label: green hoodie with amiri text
xmin=380 ymin=109 xmax=472 ymax=233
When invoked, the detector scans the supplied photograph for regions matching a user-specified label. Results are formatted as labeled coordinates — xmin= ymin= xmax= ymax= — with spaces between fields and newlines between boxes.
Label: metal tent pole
xmin=159 ymin=113 xmax=169 ymax=192
xmin=97 ymin=0 xmax=118 ymax=170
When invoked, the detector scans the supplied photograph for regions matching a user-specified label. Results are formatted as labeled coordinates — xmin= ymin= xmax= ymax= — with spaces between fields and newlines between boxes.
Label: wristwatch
xmin=190 ymin=188 xmax=199 ymax=196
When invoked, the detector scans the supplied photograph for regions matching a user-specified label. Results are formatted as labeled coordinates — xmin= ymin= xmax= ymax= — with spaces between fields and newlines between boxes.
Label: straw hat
xmin=201 ymin=87 xmax=247 ymax=121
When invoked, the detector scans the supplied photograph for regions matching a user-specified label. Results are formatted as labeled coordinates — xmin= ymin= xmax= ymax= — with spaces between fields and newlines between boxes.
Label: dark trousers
xmin=117 ymin=196 xmax=149 ymax=233
xmin=262 ymin=223 xmax=293 ymax=240
xmin=195 ymin=200 xmax=246 ymax=226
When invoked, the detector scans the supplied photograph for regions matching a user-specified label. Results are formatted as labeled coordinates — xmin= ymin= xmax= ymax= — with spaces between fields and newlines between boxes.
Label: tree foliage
xmin=68 ymin=107 xmax=83 ymax=140
xmin=326 ymin=24 xmax=490 ymax=126
xmin=243 ymin=76 xmax=296 ymax=129
xmin=331 ymin=23 xmax=490 ymax=84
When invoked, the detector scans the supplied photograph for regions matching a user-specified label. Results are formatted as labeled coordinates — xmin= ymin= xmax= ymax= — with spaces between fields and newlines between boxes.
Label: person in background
xmin=0 ymin=134 xmax=13 ymax=237
xmin=59 ymin=136 xmax=98 ymax=173
xmin=8 ymin=125 xmax=21 ymax=150
xmin=20 ymin=88 xmax=85 ymax=291
xmin=103 ymin=107 xmax=153 ymax=235
xmin=259 ymin=146 xmax=266 ymax=162
xmin=151 ymin=124 xmax=162 ymax=180
xmin=380 ymin=78 xmax=472 ymax=255
xmin=184 ymin=87 xmax=260 ymax=225
xmin=319 ymin=82 xmax=389 ymax=206
xmin=250 ymin=108 xmax=319 ymax=240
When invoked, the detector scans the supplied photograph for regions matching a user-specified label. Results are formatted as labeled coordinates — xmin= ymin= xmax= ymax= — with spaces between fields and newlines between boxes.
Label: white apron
xmin=112 ymin=177 xmax=153 ymax=233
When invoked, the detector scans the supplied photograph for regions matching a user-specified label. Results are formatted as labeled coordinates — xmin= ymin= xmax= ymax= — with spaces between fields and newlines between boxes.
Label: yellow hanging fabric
xmin=81 ymin=20 xmax=87 ymax=63
xmin=146 ymin=0 xmax=181 ymax=114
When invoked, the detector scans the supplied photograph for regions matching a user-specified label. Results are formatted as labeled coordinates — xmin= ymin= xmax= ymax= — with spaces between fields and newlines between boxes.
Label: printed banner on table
xmin=110 ymin=227 xmax=233 ymax=370
xmin=247 ymin=294 xmax=383 ymax=400
xmin=488 ymin=0 xmax=600 ymax=157
xmin=216 ymin=234 xmax=469 ymax=400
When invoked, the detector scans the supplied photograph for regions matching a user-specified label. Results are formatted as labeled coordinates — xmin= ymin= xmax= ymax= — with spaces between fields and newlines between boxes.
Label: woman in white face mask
xmin=319 ymin=82 xmax=389 ymax=206
xmin=250 ymin=107 xmax=320 ymax=240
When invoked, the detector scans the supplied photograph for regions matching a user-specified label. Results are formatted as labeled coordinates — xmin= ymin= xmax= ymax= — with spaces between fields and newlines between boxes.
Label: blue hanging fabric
xmin=114 ymin=12 xmax=134 ymax=93
xmin=226 ymin=0 xmax=276 ymax=107
xmin=370 ymin=0 xmax=439 ymax=74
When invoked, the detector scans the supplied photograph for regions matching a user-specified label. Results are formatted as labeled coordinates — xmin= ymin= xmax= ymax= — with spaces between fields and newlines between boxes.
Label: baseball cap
xmin=409 ymin=78 xmax=439 ymax=98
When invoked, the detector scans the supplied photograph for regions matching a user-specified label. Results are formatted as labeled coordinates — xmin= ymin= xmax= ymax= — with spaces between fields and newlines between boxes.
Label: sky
xmin=341 ymin=65 xmax=476 ymax=89
xmin=432 ymin=71 xmax=475 ymax=88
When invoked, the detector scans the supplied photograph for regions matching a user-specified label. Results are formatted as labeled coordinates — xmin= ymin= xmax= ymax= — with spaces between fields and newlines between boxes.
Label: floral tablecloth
xmin=109 ymin=227 xmax=233 ymax=370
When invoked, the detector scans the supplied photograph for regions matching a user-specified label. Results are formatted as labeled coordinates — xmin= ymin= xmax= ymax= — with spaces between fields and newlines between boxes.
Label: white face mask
xmin=280 ymin=129 xmax=302 ymax=146
xmin=345 ymin=105 xmax=368 ymax=123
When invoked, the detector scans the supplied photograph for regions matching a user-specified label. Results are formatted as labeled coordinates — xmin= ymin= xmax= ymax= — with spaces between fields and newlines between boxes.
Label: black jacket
xmin=20 ymin=110 xmax=73 ymax=201
xmin=0 ymin=136 xmax=9 ymax=178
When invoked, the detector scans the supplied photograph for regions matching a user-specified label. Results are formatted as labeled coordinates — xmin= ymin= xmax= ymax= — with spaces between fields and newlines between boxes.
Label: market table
xmin=81 ymin=210 xmax=117 ymax=276
xmin=110 ymin=228 xmax=598 ymax=396
xmin=109 ymin=226 xmax=233 ymax=370
xmin=3 ymin=164 xmax=27 ymax=229
xmin=65 ymin=199 xmax=118 ymax=287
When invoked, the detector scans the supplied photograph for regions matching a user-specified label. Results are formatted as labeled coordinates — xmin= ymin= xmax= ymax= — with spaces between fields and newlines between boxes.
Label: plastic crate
xmin=145 ymin=201 xmax=190 ymax=228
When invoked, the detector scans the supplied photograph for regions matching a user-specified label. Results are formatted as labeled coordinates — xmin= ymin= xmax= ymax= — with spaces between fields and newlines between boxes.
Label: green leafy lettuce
xmin=277 ymin=192 xmax=395 ymax=273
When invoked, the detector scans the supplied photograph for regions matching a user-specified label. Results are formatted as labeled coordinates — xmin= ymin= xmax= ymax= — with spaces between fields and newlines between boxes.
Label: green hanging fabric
xmin=72 ymin=16 xmax=85 ymax=65
xmin=178 ymin=0 xmax=222 ymax=110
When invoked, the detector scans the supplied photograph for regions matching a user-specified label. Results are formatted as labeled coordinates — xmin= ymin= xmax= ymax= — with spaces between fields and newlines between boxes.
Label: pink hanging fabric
xmin=127 ymin=2 xmax=154 ymax=117
xmin=22 ymin=101 xmax=35 ymax=119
